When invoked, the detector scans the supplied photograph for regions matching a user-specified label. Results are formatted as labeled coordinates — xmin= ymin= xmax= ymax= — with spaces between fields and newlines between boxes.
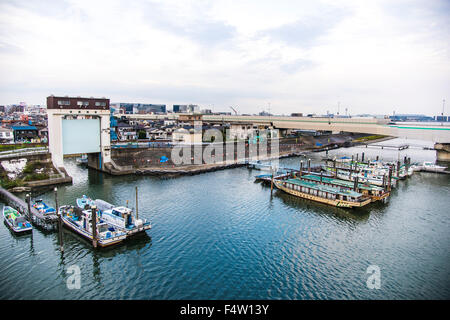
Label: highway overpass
xmin=120 ymin=114 xmax=450 ymax=143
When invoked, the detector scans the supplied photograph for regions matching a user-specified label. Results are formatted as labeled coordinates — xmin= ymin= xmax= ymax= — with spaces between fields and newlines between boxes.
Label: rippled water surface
xmin=0 ymin=138 xmax=449 ymax=299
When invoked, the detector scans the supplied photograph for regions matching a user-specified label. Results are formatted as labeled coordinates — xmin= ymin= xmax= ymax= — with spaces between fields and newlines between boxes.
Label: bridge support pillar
xmin=435 ymin=143 xmax=450 ymax=161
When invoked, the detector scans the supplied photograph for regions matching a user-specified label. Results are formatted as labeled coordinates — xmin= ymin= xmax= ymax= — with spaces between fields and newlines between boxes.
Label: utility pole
xmin=441 ymin=99 xmax=446 ymax=125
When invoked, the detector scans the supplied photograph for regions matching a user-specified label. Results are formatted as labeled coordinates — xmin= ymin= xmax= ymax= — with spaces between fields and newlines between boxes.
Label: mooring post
xmin=382 ymin=174 xmax=386 ymax=191
xmin=333 ymin=159 xmax=337 ymax=178
xmin=356 ymin=153 xmax=359 ymax=162
xmin=91 ymin=205 xmax=97 ymax=249
xmin=397 ymin=160 xmax=400 ymax=178
xmin=376 ymin=155 xmax=379 ymax=162
xmin=320 ymin=171 xmax=323 ymax=182
xmin=55 ymin=187 xmax=63 ymax=252
xmin=270 ymin=167 xmax=274 ymax=194
xmin=299 ymin=161 xmax=303 ymax=177
xmin=26 ymin=193 xmax=31 ymax=220
xmin=362 ymin=152 xmax=365 ymax=163
xmin=388 ymin=166 xmax=392 ymax=191
xmin=308 ymin=159 xmax=311 ymax=174
xmin=135 ymin=186 xmax=139 ymax=220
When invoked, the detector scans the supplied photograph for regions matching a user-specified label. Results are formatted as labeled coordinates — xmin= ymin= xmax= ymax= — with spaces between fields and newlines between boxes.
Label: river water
xmin=0 ymin=138 xmax=449 ymax=299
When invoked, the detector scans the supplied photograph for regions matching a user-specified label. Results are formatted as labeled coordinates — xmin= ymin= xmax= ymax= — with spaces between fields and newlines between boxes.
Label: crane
xmin=229 ymin=106 xmax=238 ymax=115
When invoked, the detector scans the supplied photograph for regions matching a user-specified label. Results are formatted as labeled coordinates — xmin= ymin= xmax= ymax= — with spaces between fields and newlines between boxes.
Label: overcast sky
xmin=0 ymin=0 xmax=449 ymax=115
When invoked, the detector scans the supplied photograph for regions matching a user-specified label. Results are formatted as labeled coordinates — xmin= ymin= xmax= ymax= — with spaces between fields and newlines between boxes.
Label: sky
xmin=0 ymin=0 xmax=449 ymax=116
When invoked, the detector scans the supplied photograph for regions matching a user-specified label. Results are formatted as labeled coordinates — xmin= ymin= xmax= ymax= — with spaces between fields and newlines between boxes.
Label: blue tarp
xmin=11 ymin=126 xmax=37 ymax=131
xmin=160 ymin=156 xmax=169 ymax=163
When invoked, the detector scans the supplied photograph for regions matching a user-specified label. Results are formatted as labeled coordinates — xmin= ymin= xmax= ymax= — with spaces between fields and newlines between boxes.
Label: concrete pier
xmin=435 ymin=143 xmax=450 ymax=161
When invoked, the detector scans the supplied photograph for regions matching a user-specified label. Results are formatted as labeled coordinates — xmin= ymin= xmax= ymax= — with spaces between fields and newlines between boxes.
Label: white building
xmin=0 ymin=127 xmax=14 ymax=143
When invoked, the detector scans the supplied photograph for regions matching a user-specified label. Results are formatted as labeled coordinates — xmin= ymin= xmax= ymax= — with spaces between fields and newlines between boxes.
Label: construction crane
xmin=229 ymin=106 xmax=238 ymax=115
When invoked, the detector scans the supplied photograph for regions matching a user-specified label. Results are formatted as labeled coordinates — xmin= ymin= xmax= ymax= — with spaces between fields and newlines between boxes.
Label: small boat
xmin=93 ymin=199 xmax=152 ymax=236
xmin=420 ymin=162 xmax=447 ymax=173
xmin=32 ymin=199 xmax=56 ymax=215
xmin=273 ymin=177 xmax=372 ymax=208
xmin=76 ymin=195 xmax=95 ymax=209
xmin=60 ymin=205 xmax=126 ymax=247
xmin=3 ymin=206 xmax=32 ymax=233
xmin=76 ymin=154 xmax=88 ymax=165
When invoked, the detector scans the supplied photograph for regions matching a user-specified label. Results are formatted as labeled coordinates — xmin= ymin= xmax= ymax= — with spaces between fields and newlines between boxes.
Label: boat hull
xmin=61 ymin=216 xmax=126 ymax=248
xmin=274 ymin=181 xmax=371 ymax=208
xmin=2 ymin=206 xmax=32 ymax=233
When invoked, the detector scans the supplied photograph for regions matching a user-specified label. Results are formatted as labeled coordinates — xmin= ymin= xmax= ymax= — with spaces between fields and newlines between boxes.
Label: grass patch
xmin=23 ymin=173 xmax=49 ymax=181
xmin=353 ymin=135 xmax=387 ymax=142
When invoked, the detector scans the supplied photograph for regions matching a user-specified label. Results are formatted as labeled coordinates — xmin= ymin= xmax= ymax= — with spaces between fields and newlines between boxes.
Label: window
xmin=95 ymin=101 xmax=107 ymax=107
xmin=77 ymin=101 xmax=89 ymax=107
xmin=57 ymin=100 xmax=70 ymax=106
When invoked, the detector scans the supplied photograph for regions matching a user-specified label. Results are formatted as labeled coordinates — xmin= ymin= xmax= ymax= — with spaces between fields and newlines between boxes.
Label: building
xmin=188 ymin=104 xmax=199 ymax=112
xmin=47 ymin=96 xmax=109 ymax=110
xmin=46 ymin=95 xmax=112 ymax=169
xmin=113 ymin=103 xmax=166 ymax=114
xmin=173 ymin=105 xmax=188 ymax=113
xmin=228 ymin=123 xmax=255 ymax=140
xmin=435 ymin=115 xmax=449 ymax=122
xmin=0 ymin=127 xmax=14 ymax=143
xmin=116 ymin=122 xmax=137 ymax=141
xmin=10 ymin=123 xmax=39 ymax=142
xmin=178 ymin=114 xmax=203 ymax=125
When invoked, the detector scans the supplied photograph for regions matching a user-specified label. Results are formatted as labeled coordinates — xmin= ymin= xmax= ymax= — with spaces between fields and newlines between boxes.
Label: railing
xmin=0 ymin=147 xmax=49 ymax=159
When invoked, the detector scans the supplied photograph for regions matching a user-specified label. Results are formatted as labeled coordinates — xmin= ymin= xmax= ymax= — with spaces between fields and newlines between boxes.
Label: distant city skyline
xmin=0 ymin=0 xmax=449 ymax=116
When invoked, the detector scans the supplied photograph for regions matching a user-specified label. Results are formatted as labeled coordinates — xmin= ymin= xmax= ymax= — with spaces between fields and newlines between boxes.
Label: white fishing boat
xmin=420 ymin=162 xmax=447 ymax=173
xmin=3 ymin=206 xmax=32 ymax=233
xmin=60 ymin=205 xmax=126 ymax=247
xmin=76 ymin=195 xmax=95 ymax=209
xmin=93 ymin=199 xmax=151 ymax=236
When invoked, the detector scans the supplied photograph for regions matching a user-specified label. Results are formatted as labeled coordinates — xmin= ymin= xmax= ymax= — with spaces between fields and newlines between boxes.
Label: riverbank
xmin=0 ymin=152 xmax=72 ymax=192
xmin=105 ymin=133 xmax=380 ymax=177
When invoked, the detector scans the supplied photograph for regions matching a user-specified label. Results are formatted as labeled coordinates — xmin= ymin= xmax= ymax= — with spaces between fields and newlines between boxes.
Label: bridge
xmin=121 ymin=114 xmax=450 ymax=142
xmin=121 ymin=113 xmax=450 ymax=161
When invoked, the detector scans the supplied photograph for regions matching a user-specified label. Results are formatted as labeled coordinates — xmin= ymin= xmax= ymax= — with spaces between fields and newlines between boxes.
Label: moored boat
xmin=273 ymin=177 xmax=372 ymax=208
xmin=76 ymin=154 xmax=88 ymax=165
xmin=3 ymin=206 xmax=32 ymax=233
xmin=76 ymin=195 xmax=95 ymax=209
xmin=297 ymin=174 xmax=390 ymax=202
xmin=420 ymin=161 xmax=447 ymax=173
xmin=93 ymin=199 xmax=152 ymax=236
xmin=60 ymin=205 xmax=126 ymax=247
xmin=33 ymin=199 xmax=56 ymax=215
